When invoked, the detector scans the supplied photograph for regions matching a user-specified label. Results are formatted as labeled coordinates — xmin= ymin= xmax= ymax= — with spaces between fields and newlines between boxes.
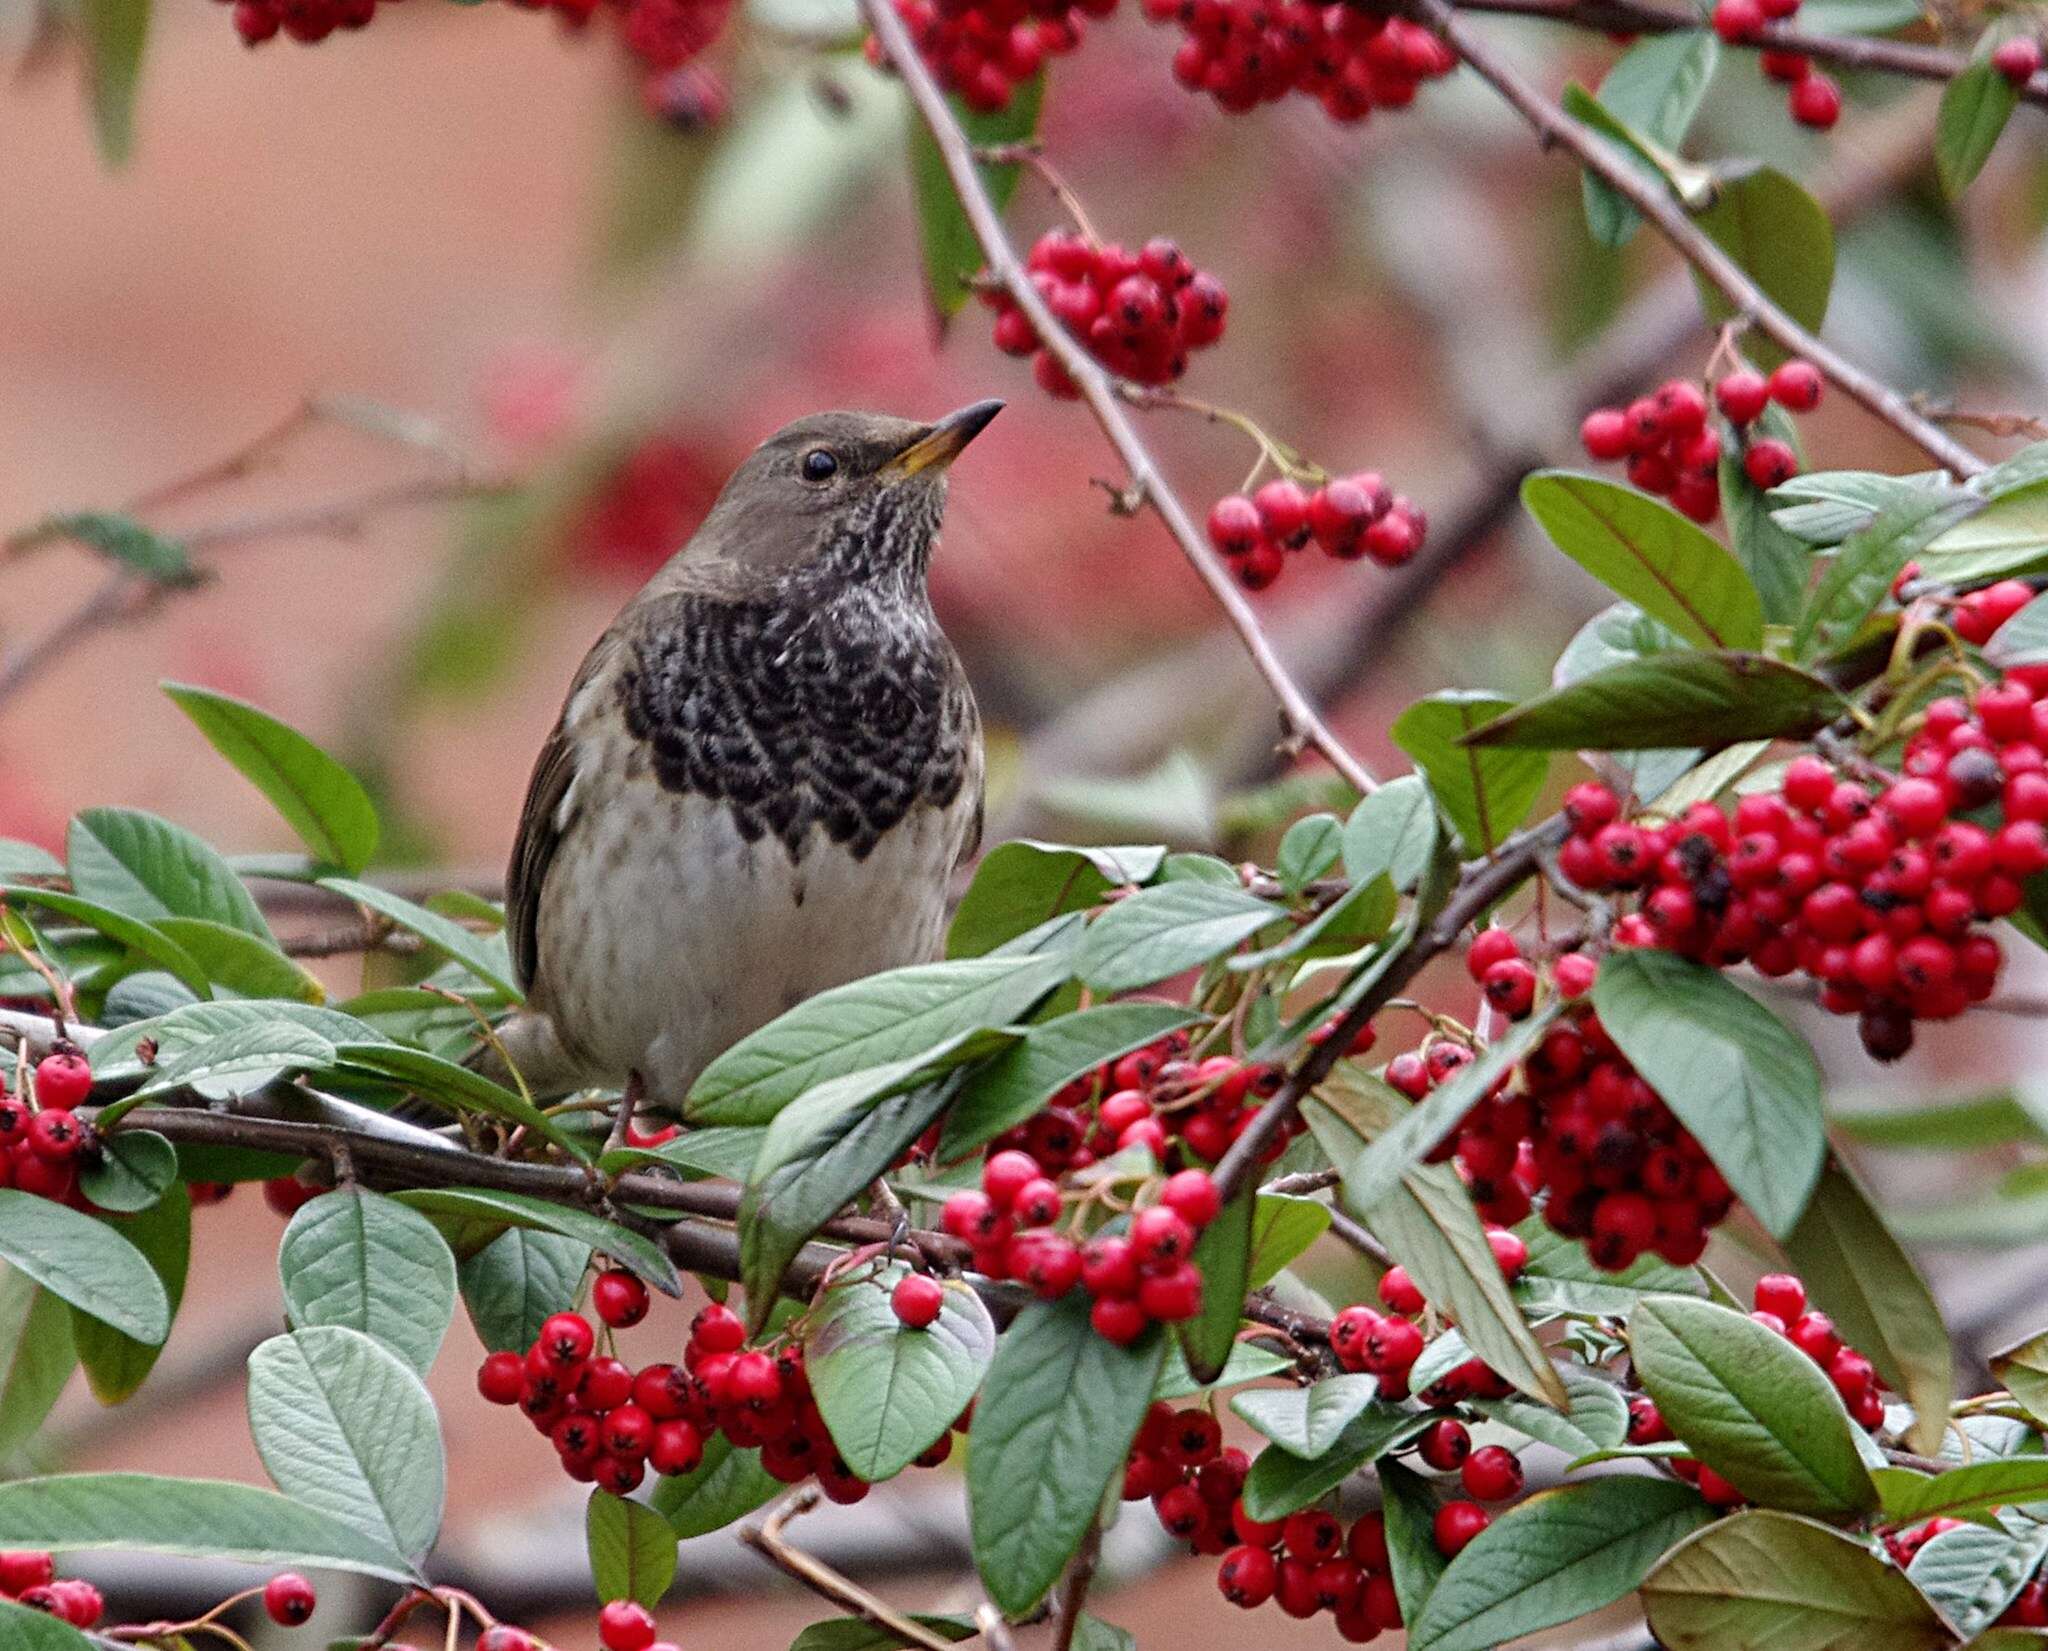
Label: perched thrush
xmin=489 ymin=401 xmax=1002 ymax=1109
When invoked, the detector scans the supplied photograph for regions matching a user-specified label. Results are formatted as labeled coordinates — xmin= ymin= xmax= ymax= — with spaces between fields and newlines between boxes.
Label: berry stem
xmin=741 ymin=1488 xmax=970 ymax=1651
xmin=1124 ymin=388 xmax=1327 ymax=485
xmin=1405 ymin=0 xmax=1989 ymax=480
xmin=975 ymin=142 xmax=1106 ymax=246
xmin=1049 ymin=1522 xmax=1103 ymax=1651
xmin=862 ymin=0 xmax=1381 ymax=798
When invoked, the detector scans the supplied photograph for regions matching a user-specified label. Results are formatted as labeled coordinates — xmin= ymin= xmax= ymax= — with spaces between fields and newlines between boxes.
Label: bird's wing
xmin=507 ymin=633 xmax=620 ymax=997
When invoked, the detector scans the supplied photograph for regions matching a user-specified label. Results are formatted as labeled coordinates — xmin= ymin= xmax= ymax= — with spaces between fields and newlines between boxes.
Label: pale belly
xmin=534 ymin=784 xmax=968 ymax=1108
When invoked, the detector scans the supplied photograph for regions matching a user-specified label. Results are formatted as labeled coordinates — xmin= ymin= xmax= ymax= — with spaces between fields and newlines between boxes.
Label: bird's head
xmin=670 ymin=400 xmax=1003 ymax=599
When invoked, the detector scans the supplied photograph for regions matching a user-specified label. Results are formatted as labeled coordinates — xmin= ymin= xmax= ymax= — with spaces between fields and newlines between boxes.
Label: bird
xmin=485 ymin=400 xmax=1002 ymax=1116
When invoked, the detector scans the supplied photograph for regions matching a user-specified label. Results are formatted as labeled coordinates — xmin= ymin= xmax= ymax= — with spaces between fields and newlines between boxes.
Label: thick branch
xmin=1410 ymin=0 xmax=1988 ymax=480
xmin=860 ymin=0 xmax=1379 ymax=797
xmin=1451 ymin=0 xmax=2048 ymax=107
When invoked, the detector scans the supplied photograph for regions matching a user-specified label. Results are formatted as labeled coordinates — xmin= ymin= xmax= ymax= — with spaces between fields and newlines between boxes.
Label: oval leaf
xmin=587 ymin=1488 xmax=678 ymax=1608
xmin=805 ymin=1263 xmax=993 ymax=1482
xmin=650 ymin=1431 xmax=782 ymax=1538
xmin=458 ymin=1227 xmax=591 ymax=1355
xmin=0 ymin=1271 xmax=76 ymax=1454
xmin=1232 ymin=1373 xmax=1384 ymax=1459
xmin=1075 ymin=881 xmax=1283 ymax=993
xmin=1690 ymin=168 xmax=1835 ymax=369
xmin=78 ymin=1129 xmax=178 ymax=1213
xmin=0 ymin=1189 xmax=169 ymax=1344
xmin=1628 ymin=1297 xmax=1876 ymax=1516
xmin=1391 ymin=692 xmax=1548 ymax=856
xmin=948 ymin=840 xmax=1164 ymax=959
xmin=392 ymin=1188 xmax=678 ymax=1296
xmin=1938 ymin=58 xmax=2019 ymax=198
xmin=280 ymin=1188 xmax=458 ymax=1376
xmin=1910 ymin=1520 xmax=2048 ymax=1639
xmin=1593 ymin=949 xmax=1823 ymax=1238
xmin=968 ymin=1294 xmax=1166 ymax=1615
xmin=1464 ymin=653 xmax=1844 ymax=751
xmin=71 ymin=1185 xmax=189 ymax=1404
xmin=247 ymin=1326 xmax=445 ymax=1563
xmin=67 ymin=807 xmax=270 ymax=939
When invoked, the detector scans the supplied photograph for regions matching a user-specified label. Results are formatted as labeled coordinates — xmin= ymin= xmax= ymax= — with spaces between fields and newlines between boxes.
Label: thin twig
xmin=279 ymin=920 xmax=424 ymax=959
xmin=1447 ymin=0 xmax=2048 ymax=107
xmin=740 ymin=1488 xmax=965 ymax=1651
xmin=973 ymin=1605 xmax=1019 ymax=1651
xmin=860 ymin=0 xmax=1379 ymax=797
xmin=1049 ymin=1524 xmax=1102 ymax=1651
xmin=1408 ymin=0 xmax=1987 ymax=480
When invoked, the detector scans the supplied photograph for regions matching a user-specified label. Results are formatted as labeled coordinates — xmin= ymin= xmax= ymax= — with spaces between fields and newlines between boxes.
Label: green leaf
xmin=1277 ymin=814 xmax=1344 ymax=892
xmin=1410 ymin=1475 xmax=1715 ymax=1651
xmin=1720 ymin=409 xmax=1813 ymax=624
xmin=152 ymin=917 xmax=325 ymax=1003
xmin=1247 ymin=1192 xmax=1330 ymax=1287
xmin=457 ymin=1227 xmax=590 ymax=1354
xmin=1910 ymin=1520 xmax=2048 ymax=1639
xmin=947 ymin=840 xmax=1164 ymax=959
xmin=1152 ymin=1337 xmax=1292 ymax=1399
xmin=0 ymin=840 xmax=63 ymax=878
xmin=313 ymin=877 xmax=518 ymax=1000
xmin=787 ymin=1617 xmax=975 ymax=1651
xmin=938 ymin=1002 xmax=1198 ymax=1159
xmin=279 ymin=1188 xmax=457 ymax=1376
xmin=0 ymin=1471 xmax=417 ymax=1580
xmin=1580 ymin=31 xmax=1720 ymax=246
xmin=76 ymin=0 xmax=150 ymax=164
xmin=0 ymin=885 xmax=210 ymax=999
xmin=1390 ymin=692 xmax=1548 ymax=856
xmin=78 ymin=1128 xmax=178 ymax=1212
xmin=1228 ymin=873 xmax=1397 ymax=970
xmin=1938 ymin=58 xmax=2019 ymax=197
xmin=805 ymin=1263 xmax=991 ymax=1481
xmin=741 ymin=1040 xmax=1012 ymax=1325
xmin=1232 ymin=1373 xmax=1383 ymax=1458
xmin=1238 ymin=1403 xmax=1434 ymax=1521
xmin=1771 ymin=470 xmax=1959 ymax=545
xmin=1642 ymin=1509 xmax=1949 ymax=1650
xmin=1987 ymin=593 xmax=2048 ymax=668
xmin=392 ymin=1188 xmax=679 ymax=1297
xmin=1179 ymin=1179 xmax=1254 ymax=1383
xmin=1468 ymin=1364 xmax=1630 ymax=1457
xmin=1333 ymin=1005 xmax=1562 ymax=1211
xmin=127 ymin=1019 xmax=338 ymax=1104
xmin=1342 ymin=774 xmax=1439 ymax=893
xmin=1627 ymin=1297 xmax=1876 ymax=1516
xmin=603 ymin=1125 xmax=767 ymax=1182
xmin=1690 ymin=168 xmax=1836 ymax=369
xmin=967 ymin=1294 xmax=1166 ymax=1615
xmin=0 ymin=1189 xmax=168 ymax=1344
xmin=87 ymin=999 xmax=386 ymax=1086
xmin=164 ymin=684 xmax=380 ymax=874
xmin=32 ymin=512 xmax=192 ymax=581
xmin=1798 ymin=0 xmax=1921 ymax=27
xmin=650 ymin=1430 xmax=782 ymax=1538
xmin=247 ymin=1325 xmax=445 ymax=1563
xmin=1067 ymin=1617 xmax=1134 ymax=1651
xmin=1593 ymin=950 xmax=1823 ymax=1238
xmin=332 ymin=1042 xmax=582 ymax=1156
xmin=908 ymin=74 xmax=1043 ymax=321
xmin=688 ymin=954 xmax=1066 ymax=1125
xmin=1380 ymin=1458 xmax=1450 ymax=1624
xmin=1462 ymin=653 xmax=1845 ymax=750
xmin=0 ymin=1599 xmax=95 ymax=1649
xmin=1795 ymin=490 xmax=1982 ymax=660
xmin=1520 ymin=471 xmax=1764 ymax=650
xmin=70 ymin=1183 xmax=188 ymax=1404
xmin=1512 ymin=1219 xmax=1708 ymax=1316
xmin=68 ymin=807 xmax=270 ymax=939
xmin=1306 ymin=1071 xmax=1566 ymax=1408
xmin=1074 ymin=882 xmax=1283 ymax=992
xmin=1831 ymin=1090 xmax=2044 ymax=1151
xmin=587 ymin=1489 xmax=678 ymax=1608
xmin=1782 ymin=1155 xmax=1953 ymax=1455
xmin=1874 ymin=1459 xmax=2048 ymax=1523
xmin=0 ymin=1270 xmax=76 ymax=1454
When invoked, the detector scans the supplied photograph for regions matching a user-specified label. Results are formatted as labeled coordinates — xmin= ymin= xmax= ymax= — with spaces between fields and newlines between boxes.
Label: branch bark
xmin=740 ymin=1489 xmax=968 ymax=1651
xmin=860 ymin=0 xmax=1380 ymax=797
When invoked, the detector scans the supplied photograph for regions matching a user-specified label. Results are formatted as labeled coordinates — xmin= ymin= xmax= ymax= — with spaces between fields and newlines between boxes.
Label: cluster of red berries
xmin=216 ymin=0 xmax=392 ymax=48
xmin=874 ymin=0 xmax=1105 ymax=111
xmin=1949 ymin=578 xmax=2042 ymax=646
xmin=984 ymin=231 xmax=1228 ymax=400
xmin=1138 ymin=0 xmax=1457 ymax=121
xmin=1629 ymin=1273 xmax=1885 ymax=1510
xmin=939 ymin=1154 xmax=1222 ymax=1341
xmin=1577 ymin=360 xmax=1821 ymax=522
xmin=477 ymin=1290 xmax=946 ymax=1503
xmin=1328 ymin=1229 xmax=1529 ymax=1397
xmin=0 ymin=1048 xmax=96 ymax=1207
xmin=1705 ymin=0 xmax=1842 ymax=128
xmin=1205 ymin=472 xmax=1428 ymax=592
xmin=1562 ymin=729 xmax=2038 ymax=1058
xmin=3 ymin=1551 xmax=101 ymax=1631
xmin=1214 ymin=1502 xmax=1412 ymax=1640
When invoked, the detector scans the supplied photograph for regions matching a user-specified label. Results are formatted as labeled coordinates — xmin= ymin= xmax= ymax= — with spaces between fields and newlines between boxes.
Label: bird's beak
xmin=886 ymin=399 xmax=1005 ymax=477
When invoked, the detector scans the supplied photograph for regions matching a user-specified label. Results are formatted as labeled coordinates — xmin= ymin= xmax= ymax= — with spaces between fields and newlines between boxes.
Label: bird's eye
xmin=800 ymin=448 xmax=839 ymax=483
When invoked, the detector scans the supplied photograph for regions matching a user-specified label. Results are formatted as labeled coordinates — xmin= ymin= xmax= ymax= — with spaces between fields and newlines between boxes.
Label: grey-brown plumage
xmin=490 ymin=402 xmax=1000 ymax=1109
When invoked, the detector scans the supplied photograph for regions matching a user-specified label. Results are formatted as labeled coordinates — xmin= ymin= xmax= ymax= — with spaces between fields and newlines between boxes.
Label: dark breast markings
xmin=617 ymin=592 xmax=976 ymax=861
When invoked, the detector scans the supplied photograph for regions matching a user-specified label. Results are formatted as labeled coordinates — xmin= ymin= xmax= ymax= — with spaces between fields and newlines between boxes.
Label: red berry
xmin=1993 ymin=35 xmax=2043 ymax=84
xmin=1711 ymin=0 xmax=1763 ymax=38
xmin=1466 ymin=927 xmax=1522 ymax=981
xmin=892 ymin=1272 xmax=946 ymax=1329
xmin=1487 ymin=1228 xmax=1529 ymax=1279
xmin=592 ymin=1269 xmax=650 ymax=1329
xmin=1715 ymin=370 xmax=1771 ymax=426
xmin=983 ymin=1149 xmax=1041 ymax=1208
xmin=1160 ymin=1169 xmax=1222 ymax=1228
xmin=26 ymin=1109 xmax=83 ymax=1163
xmin=577 ymin=1356 xmax=635 ymax=1412
xmin=1218 ymin=1543 xmax=1277 ymax=1606
xmin=649 ymin=1420 xmax=705 ymax=1476
xmin=690 ymin=1301 xmax=745 ymax=1353
xmin=0 ymin=1551 xmax=55 ymax=1593
xmin=264 ymin=1572 xmax=317 ymax=1626
xmin=598 ymin=1601 xmax=659 ymax=1651
xmin=32 ymin=1050 xmax=91 ymax=1110
xmin=1378 ymin=1266 xmax=1426 ymax=1316
xmin=1744 ymin=438 xmax=1799 ymax=489
xmin=1417 ymin=1417 xmax=1471 ymax=1471
xmin=1581 ymin=408 xmax=1633 ymax=461
xmin=1789 ymin=71 xmax=1842 ymax=128
xmin=1482 ymin=958 xmax=1538 ymax=1018
xmin=1130 ymin=1204 xmax=1196 ymax=1265
xmin=1137 ymin=1262 xmax=1204 ymax=1322
xmin=1433 ymin=1500 xmax=1491 ymax=1556
xmin=1752 ymin=1273 xmax=1807 ymax=1322
xmin=1207 ymin=494 xmax=1264 ymax=559
xmin=1767 ymin=359 xmax=1824 ymax=412
xmin=537 ymin=1312 xmax=596 ymax=1367
xmin=1254 ymin=479 xmax=1313 ymax=548
xmin=1091 ymin=1294 xmax=1149 ymax=1343
xmin=1461 ymin=1444 xmax=1524 ymax=1501
xmin=1282 ymin=1508 xmax=1344 ymax=1560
